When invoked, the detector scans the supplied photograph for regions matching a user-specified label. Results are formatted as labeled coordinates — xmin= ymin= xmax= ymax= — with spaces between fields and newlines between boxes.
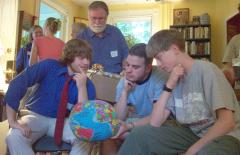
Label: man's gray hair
xmin=89 ymin=1 xmax=109 ymax=15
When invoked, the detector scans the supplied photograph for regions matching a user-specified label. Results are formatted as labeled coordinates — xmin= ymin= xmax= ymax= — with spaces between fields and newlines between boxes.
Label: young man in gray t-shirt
xmin=118 ymin=30 xmax=240 ymax=155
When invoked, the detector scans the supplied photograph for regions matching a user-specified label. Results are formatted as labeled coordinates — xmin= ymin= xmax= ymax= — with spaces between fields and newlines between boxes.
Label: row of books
xmin=175 ymin=27 xmax=210 ymax=39
xmin=185 ymin=41 xmax=210 ymax=55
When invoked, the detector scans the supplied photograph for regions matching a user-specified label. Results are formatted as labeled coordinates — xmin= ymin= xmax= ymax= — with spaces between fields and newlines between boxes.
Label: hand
xmin=15 ymin=121 xmax=32 ymax=138
xmin=167 ymin=64 xmax=184 ymax=89
xmin=123 ymin=77 xmax=136 ymax=92
xmin=111 ymin=121 xmax=130 ymax=139
xmin=73 ymin=68 xmax=88 ymax=88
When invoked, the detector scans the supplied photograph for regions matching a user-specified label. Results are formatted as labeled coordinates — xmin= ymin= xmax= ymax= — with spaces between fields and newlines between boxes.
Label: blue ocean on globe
xmin=69 ymin=100 xmax=120 ymax=142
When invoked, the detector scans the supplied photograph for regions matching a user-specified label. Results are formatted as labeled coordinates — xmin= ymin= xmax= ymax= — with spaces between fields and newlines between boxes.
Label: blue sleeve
xmin=16 ymin=48 xmax=25 ymax=74
xmin=76 ymin=28 xmax=87 ymax=40
xmin=4 ymin=60 xmax=54 ymax=111
xmin=87 ymin=79 xmax=96 ymax=100
xmin=116 ymin=28 xmax=129 ymax=59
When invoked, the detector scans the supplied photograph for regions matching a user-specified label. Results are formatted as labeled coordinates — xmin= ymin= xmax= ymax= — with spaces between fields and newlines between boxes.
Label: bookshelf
xmin=170 ymin=24 xmax=211 ymax=61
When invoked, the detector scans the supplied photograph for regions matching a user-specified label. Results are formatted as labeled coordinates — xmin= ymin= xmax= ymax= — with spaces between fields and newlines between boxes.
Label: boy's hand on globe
xmin=111 ymin=120 xmax=129 ymax=139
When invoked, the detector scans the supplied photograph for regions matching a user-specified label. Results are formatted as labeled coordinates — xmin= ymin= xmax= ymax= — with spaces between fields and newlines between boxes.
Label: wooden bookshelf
xmin=170 ymin=24 xmax=211 ymax=61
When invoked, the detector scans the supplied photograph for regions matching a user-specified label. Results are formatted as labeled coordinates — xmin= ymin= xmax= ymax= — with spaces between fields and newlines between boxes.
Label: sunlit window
xmin=115 ymin=19 xmax=151 ymax=45
xmin=113 ymin=17 xmax=151 ymax=49
xmin=39 ymin=0 xmax=68 ymax=41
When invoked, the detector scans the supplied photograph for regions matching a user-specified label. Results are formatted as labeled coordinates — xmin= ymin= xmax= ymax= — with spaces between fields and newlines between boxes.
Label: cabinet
xmin=170 ymin=24 xmax=211 ymax=61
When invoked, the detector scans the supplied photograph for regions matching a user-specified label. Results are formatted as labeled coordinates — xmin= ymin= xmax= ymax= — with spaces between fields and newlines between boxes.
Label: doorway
xmin=39 ymin=0 xmax=68 ymax=41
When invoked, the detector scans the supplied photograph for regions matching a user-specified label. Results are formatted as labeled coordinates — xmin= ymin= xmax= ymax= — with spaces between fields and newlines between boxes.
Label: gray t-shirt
xmin=167 ymin=60 xmax=240 ymax=141
xmin=222 ymin=34 xmax=240 ymax=63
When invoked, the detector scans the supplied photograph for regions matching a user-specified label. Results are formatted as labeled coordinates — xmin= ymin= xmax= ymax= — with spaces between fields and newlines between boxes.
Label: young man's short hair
xmin=129 ymin=43 xmax=153 ymax=65
xmin=146 ymin=29 xmax=185 ymax=58
xmin=60 ymin=39 xmax=92 ymax=65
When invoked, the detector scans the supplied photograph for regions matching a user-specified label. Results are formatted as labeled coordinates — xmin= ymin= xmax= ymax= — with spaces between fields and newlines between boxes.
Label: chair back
xmin=91 ymin=72 xmax=121 ymax=104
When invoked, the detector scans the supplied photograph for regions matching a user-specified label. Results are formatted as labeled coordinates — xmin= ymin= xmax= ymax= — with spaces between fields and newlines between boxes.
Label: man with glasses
xmin=77 ymin=1 xmax=129 ymax=74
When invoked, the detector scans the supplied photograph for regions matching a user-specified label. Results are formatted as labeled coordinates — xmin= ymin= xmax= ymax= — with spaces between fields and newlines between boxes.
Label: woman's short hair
xmin=44 ymin=17 xmax=60 ymax=34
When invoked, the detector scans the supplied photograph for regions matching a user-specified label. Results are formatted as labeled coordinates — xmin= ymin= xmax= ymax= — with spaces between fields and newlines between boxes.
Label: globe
xmin=69 ymin=100 xmax=120 ymax=142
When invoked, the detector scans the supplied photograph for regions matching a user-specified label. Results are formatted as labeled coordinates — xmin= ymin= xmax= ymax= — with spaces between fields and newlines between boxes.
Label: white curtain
xmin=0 ymin=0 xmax=18 ymax=92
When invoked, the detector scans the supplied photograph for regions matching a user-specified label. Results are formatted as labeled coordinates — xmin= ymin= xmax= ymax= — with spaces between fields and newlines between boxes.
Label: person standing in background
xmin=222 ymin=33 xmax=240 ymax=87
xmin=16 ymin=25 xmax=43 ymax=74
xmin=71 ymin=22 xmax=87 ymax=39
xmin=77 ymin=1 xmax=129 ymax=74
xmin=29 ymin=17 xmax=65 ymax=65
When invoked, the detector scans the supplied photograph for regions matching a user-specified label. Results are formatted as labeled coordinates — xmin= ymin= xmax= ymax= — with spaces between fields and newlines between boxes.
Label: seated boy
xmin=118 ymin=30 xmax=240 ymax=155
xmin=5 ymin=39 xmax=96 ymax=155
xmin=101 ymin=43 xmax=168 ymax=155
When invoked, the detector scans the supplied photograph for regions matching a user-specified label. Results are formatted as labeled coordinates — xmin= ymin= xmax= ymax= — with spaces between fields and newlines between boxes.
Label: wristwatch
xmin=163 ymin=84 xmax=172 ymax=92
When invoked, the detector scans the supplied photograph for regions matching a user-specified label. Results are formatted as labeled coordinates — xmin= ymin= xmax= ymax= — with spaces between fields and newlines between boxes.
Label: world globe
xmin=69 ymin=100 xmax=120 ymax=142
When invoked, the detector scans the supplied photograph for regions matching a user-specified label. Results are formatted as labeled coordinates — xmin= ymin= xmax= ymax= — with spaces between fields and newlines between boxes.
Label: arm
xmin=73 ymin=69 xmax=88 ymax=103
xmin=16 ymin=48 xmax=25 ymax=74
xmin=150 ymin=91 xmax=172 ymax=127
xmin=5 ymin=60 xmax=54 ymax=111
xmin=185 ymin=108 xmax=235 ymax=155
xmin=6 ymin=104 xmax=31 ymax=138
xmin=6 ymin=104 xmax=18 ymax=129
xmin=222 ymin=62 xmax=235 ymax=87
xmin=115 ymin=78 xmax=135 ymax=120
xmin=151 ymin=64 xmax=184 ymax=127
xmin=222 ymin=35 xmax=239 ymax=86
xmin=29 ymin=41 xmax=38 ymax=65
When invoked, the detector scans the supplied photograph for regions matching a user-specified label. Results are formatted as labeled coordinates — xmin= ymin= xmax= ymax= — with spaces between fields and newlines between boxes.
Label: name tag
xmin=110 ymin=50 xmax=118 ymax=57
xmin=175 ymin=98 xmax=183 ymax=107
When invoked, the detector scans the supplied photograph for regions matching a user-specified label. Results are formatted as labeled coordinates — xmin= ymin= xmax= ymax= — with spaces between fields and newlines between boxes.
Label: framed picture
xmin=173 ymin=8 xmax=189 ymax=25
xmin=74 ymin=17 xmax=89 ymax=26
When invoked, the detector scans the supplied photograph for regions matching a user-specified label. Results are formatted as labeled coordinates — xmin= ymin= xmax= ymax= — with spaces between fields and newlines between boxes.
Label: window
xmin=109 ymin=9 xmax=160 ymax=48
xmin=115 ymin=17 xmax=151 ymax=47
xmin=39 ymin=0 xmax=68 ymax=41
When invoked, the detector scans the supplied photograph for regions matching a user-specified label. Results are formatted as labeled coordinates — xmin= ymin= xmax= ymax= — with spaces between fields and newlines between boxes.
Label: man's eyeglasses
xmin=89 ymin=17 xmax=106 ymax=21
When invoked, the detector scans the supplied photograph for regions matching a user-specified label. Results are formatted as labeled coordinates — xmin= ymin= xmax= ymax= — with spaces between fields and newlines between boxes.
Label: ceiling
xmin=72 ymin=0 xmax=163 ymax=6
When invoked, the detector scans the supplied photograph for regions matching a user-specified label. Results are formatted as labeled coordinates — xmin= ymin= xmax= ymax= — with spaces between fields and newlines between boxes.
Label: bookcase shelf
xmin=170 ymin=24 xmax=211 ymax=61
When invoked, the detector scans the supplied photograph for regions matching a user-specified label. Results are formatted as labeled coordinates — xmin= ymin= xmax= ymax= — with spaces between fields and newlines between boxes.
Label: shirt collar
xmin=136 ymin=69 xmax=152 ymax=85
xmin=56 ymin=66 xmax=69 ymax=77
